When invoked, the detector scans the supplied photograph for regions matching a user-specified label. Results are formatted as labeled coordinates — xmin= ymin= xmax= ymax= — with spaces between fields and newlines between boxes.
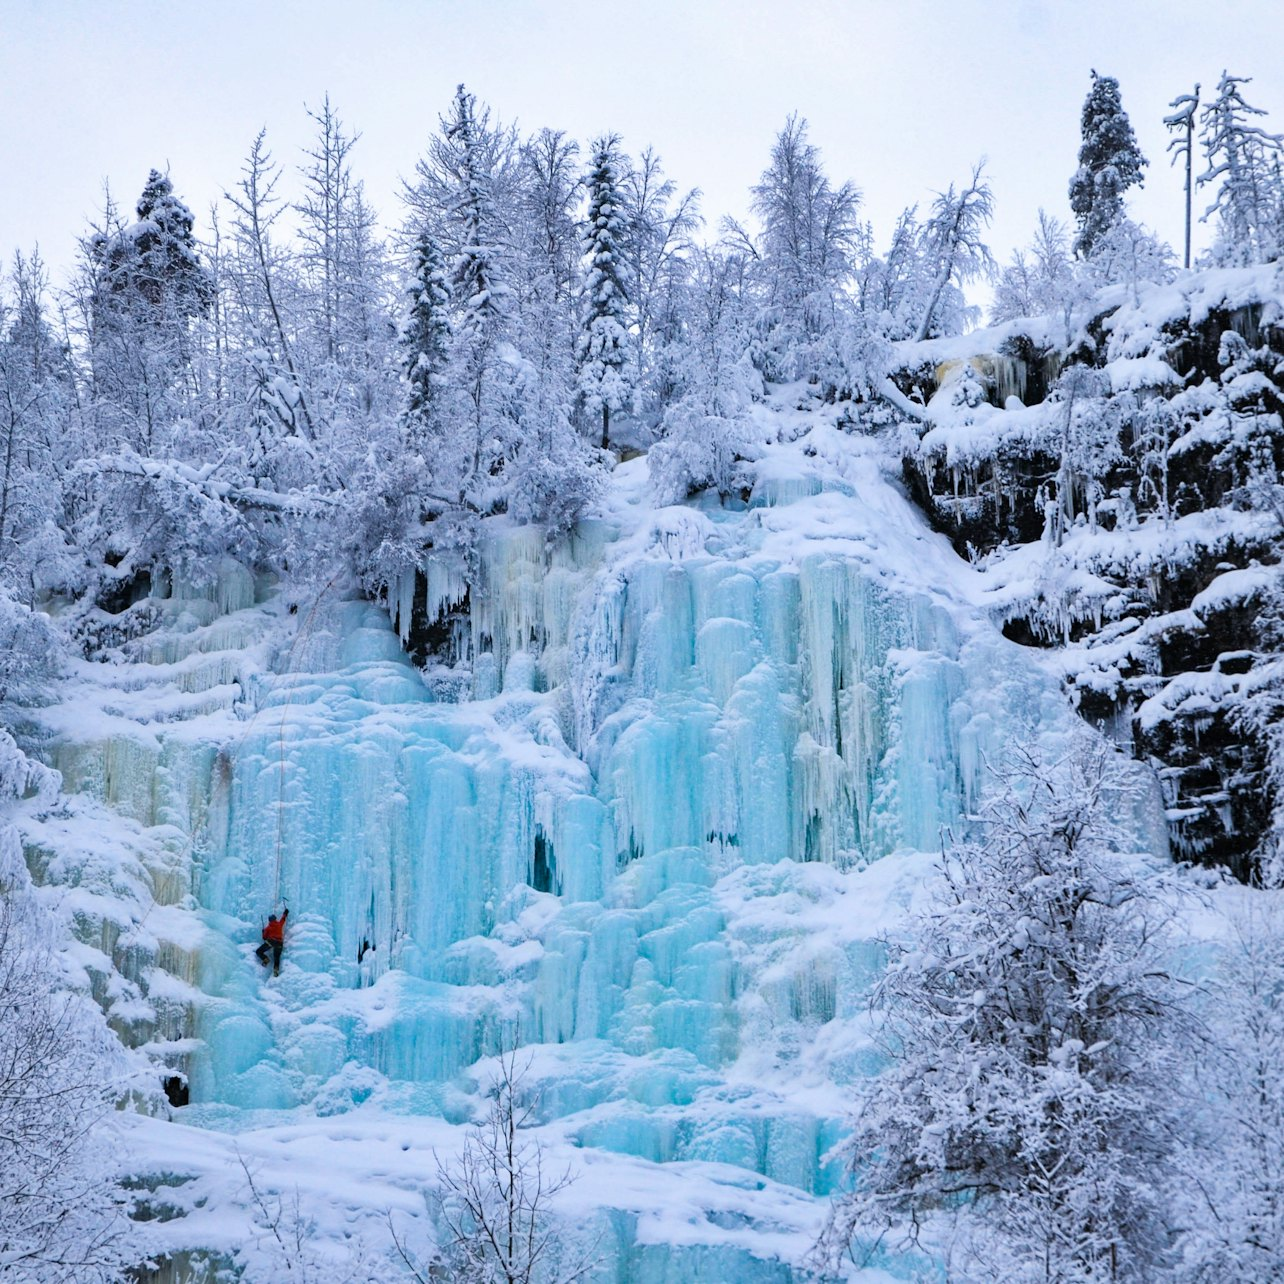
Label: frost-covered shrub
xmin=648 ymin=403 xmax=752 ymax=504
xmin=817 ymin=746 xmax=1187 ymax=1282
xmin=1176 ymin=897 xmax=1284 ymax=1281
xmin=0 ymin=736 xmax=132 ymax=1283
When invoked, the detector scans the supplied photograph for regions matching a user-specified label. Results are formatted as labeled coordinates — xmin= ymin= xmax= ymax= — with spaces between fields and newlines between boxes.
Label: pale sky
xmin=2 ymin=0 xmax=1282 ymax=293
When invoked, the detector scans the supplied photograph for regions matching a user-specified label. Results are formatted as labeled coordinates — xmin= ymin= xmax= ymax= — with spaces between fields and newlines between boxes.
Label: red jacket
xmin=262 ymin=909 xmax=288 ymax=944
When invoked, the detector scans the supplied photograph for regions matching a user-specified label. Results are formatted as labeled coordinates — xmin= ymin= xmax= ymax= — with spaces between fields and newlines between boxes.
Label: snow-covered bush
xmin=1176 ymin=897 xmax=1284 ymax=1282
xmin=647 ymin=397 xmax=755 ymax=505
xmin=393 ymin=1052 xmax=593 ymax=1284
xmin=816 ymin=745 xmax=1187 ymax=1281
xmin=0 ymin=735 xmax=131 ymax=1283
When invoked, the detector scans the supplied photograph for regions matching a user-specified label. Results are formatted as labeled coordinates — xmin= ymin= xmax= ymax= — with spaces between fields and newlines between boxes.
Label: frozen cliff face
xmin=18 ymin=559 xmax=270 ymax=1070
xmin=190 ymin=440 xmax=1123 ymax=1151
xmin=25 ymin=425 xmax=1166 ymax=1278
xmin=900 ymin=266 xmax=1284 ymax=880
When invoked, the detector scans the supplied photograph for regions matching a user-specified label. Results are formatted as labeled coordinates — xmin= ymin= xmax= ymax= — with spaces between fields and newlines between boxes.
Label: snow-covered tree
xmin=400 ymin=229 xmax=452 ymax=446
xmin=734 ymin=114 xmax=862 ymax=380
xmin=84 ymin=171 xmax=215 ymax=459
xmin=1216 ymin=327 xmax=1284 ymax=525
xmin=517 ymin=128 xmax=582 ymax=308
xmin=1177 ymin=897 xmax=1284 ymax=1282
xmin=649 ymin=246 xmax=758 ymax=503
xmin=501 ymin=128 xmax=605 ymax=528
xmin=412 ymin=85 xmax=521 ymax=510
xmin=70 ymin=173 xmax=271 ymax=582
xmin=816 ymin=745 xmax=1185 ymax=1282
xmin=506 ymin=333 xmax=604 ymax=535
xmin=433 ymin=85 xmax=512 ymax=345
xmin=992 ymin=252 xmax=1043 ymax=323
xmin=1085 ymin=217 xmax=1176 ymax=301
xmin=294 ymin=98 xmax=398 ymax=455
xmin=324 ymin=182 xmax=395 ymax=432
xmin=0 ymin=731 xmax=131 ymax=1283
xmin=395 ymin=1051 xmax=593 ymax=1284
xmin=1198 ymin=72 xmax=1284 ymax=265
xmin=1132 ymin=391 xmax=1181 ymax=526
xmin=1069 ymin=72 xmax=1148 ymax=258
xmin=858 ymin=206 xmax=925 ymax=339
xmin=621 ymin=147 xmax=701 ymax=419
xmin=1047 ymin=363 xmax=1124 ymax=544
xmin=1236 ymin=577 xmax=1284 ymax=883
xmin=0 ymin=253 xmax=74 ymax=589
xmin=577 ymin=134 xmax=633 ymax=450
xmin=992 ymin=211 xmax=1077 ymax=327
xmin=296 ymin=95 xmax=360 ymax=364
xmin=91 ymin=168 xmax=214 ymax=338
xmin=508 ymin=204 xmax=606 ymax=534
xmin=225 ymin=130 xmax=318 ymax=451
xmin=913 ymin=162 xmax=995 ymax=341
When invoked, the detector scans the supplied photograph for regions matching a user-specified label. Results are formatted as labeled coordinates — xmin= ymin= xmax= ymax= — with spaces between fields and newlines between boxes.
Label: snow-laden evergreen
xmin=1068 ymin=71 xmax=1148 ymax=258
xmin=577 ymin=135 xmax=633 ymax=450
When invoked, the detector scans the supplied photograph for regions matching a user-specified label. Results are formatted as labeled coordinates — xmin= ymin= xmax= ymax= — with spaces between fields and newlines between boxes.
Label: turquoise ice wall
xmin=190 ymin=467 xmax=1079 ymax=1180
xmin=21 ymin=449 xmax=1168 ymax=1281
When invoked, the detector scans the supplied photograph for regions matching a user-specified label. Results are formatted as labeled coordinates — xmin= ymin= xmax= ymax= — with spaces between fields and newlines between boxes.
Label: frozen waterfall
xmin=27 ymin=439 xmax=1165 ymax=1280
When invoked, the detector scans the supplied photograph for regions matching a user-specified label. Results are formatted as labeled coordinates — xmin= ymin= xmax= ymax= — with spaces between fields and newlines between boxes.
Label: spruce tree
xmin=427 ymin=85 xmax=515 ymax=502
xmin=0 ymin=253 xmax=70 ymax=575
xmin=577 ymin=134 xmax=632 ymax=450
xmin=400 ymin=229 xmax=451 ymax=442
xmin=1069 ymin=72 xmax=1147 ymax=257
xmin=441 ymin=85 xmax=507 ymax=342
xmin=87 ymin=171 xmax=214 ymax=456
xmin=94 ymin=169 xmax=214 ymax=325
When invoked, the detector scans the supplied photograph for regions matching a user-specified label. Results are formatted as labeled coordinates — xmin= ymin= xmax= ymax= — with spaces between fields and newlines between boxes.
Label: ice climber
xmin=256 ymin=907 xmax=289 ymax=976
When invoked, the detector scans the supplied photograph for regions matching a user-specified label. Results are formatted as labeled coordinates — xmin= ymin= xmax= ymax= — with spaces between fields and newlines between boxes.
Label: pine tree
xmin=1069 ymin=72 xmax=1148 ymax=258
xmin=439 ymin=85 xmax=509 ymax=344
xmin=400 ymin=229 xmax=451 ymax=444
xmin=419 ymin=85 xmax=517 ymax=504
xmin=85 ymin=171 xmax=215 ymax=459
xmin=92 ymin=168 xmax=214 ymax=333
xmin=577 ymin=134 xmax=632 ymax=450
